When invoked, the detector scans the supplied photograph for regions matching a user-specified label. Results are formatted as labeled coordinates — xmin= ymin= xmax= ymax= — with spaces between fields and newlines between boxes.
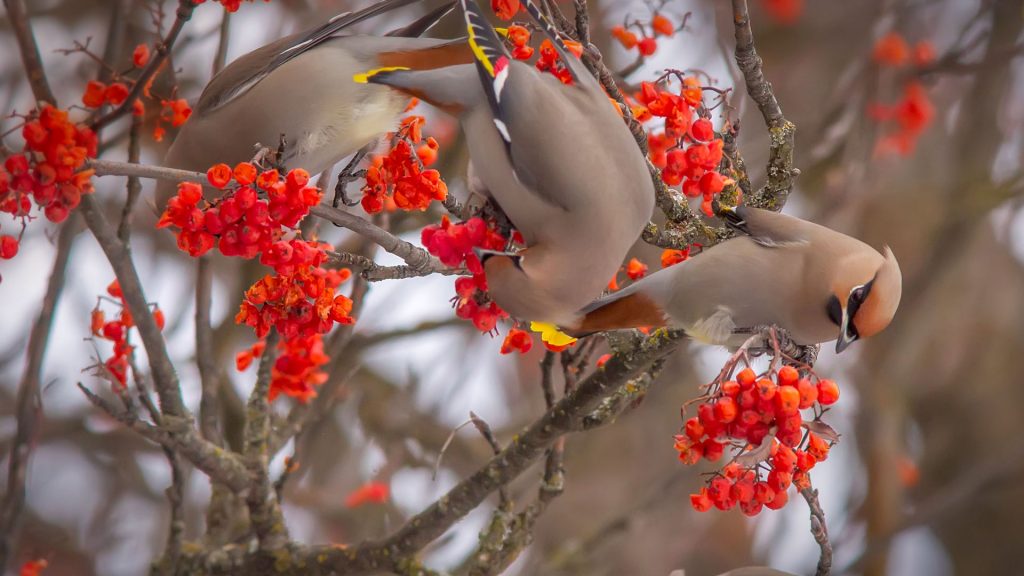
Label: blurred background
xmin=1 ymin=0 xmax=1023 ymax=574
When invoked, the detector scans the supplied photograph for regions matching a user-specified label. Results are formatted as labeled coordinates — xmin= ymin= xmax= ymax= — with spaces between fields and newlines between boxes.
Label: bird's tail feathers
xmin=566 ymin=285 xmax=668 ymax=337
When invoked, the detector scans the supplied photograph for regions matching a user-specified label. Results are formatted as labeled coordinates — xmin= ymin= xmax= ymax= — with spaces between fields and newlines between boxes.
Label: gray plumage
xmin=366 ymin=0 xmax=655 ymax=325
xmin=159 ymin=0 xmax=460 ymax=205
xmin=575 ymin=207 xmax=902 ymax=352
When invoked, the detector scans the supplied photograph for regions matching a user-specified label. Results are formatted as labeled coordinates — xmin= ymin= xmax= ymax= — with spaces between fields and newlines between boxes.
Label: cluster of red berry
xmin=80 ymin=64 xmax=191 ymax=143
xmin=90 ymin=280 xmax=165 ymax=388
xmin=237 ymin=333 xmax=332 ymax=403
xmin=638 ymin=81 xmax=730 ymax=217
xmin=161 ymin=163 xmax=354 ymax=401
xmin=422 ymin=216 xmax=511 ymax=333
xmin=0 ymin=105 xmax=97 ymax=260
xmin=611 ymin=13 xmax=677 ymax=57
xmin=869 ymin=34 xmax=936 ymax=157
xmin=158 ymin=163 xmax=320 ymax=257
xmin=236 ymin=241 xmax=354 ymax=340
xmin=677 ymin=365 xmax=840 ymax=515
xmin=361 ymin=114 xmax=448 ymax=214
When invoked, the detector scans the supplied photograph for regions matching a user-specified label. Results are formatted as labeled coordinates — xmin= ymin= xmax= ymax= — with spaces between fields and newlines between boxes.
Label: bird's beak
xmin=835 ymin=307 xmax=858 ymax=353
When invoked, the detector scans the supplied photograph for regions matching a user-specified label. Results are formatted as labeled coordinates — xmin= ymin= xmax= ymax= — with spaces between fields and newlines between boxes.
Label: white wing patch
xmin=493 ymin=119 xmax=511 ymax=144
xmin=686 ymin=307 xmax=737 ymax=346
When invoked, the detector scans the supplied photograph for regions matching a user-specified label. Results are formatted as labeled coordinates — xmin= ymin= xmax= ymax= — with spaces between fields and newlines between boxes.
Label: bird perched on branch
xmin=159 ymin=0 xmax=469 ymax=205
xmin=357 ymin=0 xmax=655 ymax=326
xmin=568 ymin=206 xmax=902 ymax=354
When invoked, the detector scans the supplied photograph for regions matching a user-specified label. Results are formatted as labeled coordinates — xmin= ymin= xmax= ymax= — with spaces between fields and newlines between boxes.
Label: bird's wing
xmin=722 ymin=206 xmax=810 ymax=248
xmin=197 ymin=0 xmax=450 ymax=115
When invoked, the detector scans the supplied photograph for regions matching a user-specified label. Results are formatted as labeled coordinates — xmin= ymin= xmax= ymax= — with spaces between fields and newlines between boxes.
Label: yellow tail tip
xmin=352 ymin=66 xmax=411 ymax=84
xmin=530 ymin=321 xmax=578 ymax=347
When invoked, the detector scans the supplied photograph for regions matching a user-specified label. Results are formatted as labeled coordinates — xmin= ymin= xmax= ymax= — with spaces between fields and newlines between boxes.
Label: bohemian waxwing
xmin=569 ymin=206 xmax=902 ymax=353
xmin=158 ymin=0 xmax=470 ymax=206
xmin=358 ymin=0 xmax=655 ymax=326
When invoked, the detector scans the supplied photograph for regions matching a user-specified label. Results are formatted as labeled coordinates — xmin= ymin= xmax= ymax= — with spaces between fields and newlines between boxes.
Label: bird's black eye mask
xmin=827 ymin=278 xmax=876 ymax=333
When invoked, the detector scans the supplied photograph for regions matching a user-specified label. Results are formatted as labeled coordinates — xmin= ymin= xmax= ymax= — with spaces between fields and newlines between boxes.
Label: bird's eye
xmin=851 ymin=287 xmax=865 ymax=303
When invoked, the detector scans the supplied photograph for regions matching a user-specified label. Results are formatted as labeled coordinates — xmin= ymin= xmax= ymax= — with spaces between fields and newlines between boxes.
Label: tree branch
xmin=0 ymin=218 xmax=77 ymax=572
xmin=91 ymin=0 xmax=196 ymax=130
xmin=78 ymin=194 xmax=188 ymax=418
xmin=3 ymin=0 xmax=56 ymax=105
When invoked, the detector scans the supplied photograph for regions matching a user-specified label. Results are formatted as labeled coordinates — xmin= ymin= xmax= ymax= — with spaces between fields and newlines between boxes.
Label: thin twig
xmin=92 ymin=0 xmax=196 ymax=130
xmin=117 ymin=113 xmax=143 ymax=243
xmin=195 ymin=257 xmax=222 ymax=445
xmin=212 ymin=10 xmax=231 ymax=76
xmin=3 ymin=0 xmax=56 ymax=105
xmin=243 ymin=331 xmax=288 ymax=550
xmin=79 ymin=194 xmax=187 ymax=417
xmin=801 ymin=486 xmax=833 ymax=576
xmin=0 ymin=218 xmax=77 ymax=572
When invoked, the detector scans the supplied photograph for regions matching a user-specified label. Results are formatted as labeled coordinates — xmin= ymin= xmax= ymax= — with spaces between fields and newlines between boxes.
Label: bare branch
xmin=731 ymin=0 xmax=798 ymax=210
xmin=92 ymin=0 xmax=196 ymax=130
xmin=3 ymin=0 xmax=56 ymax=105
xmin=0 ymin=218 xmax=77 ymax=572
xmin=800 ymin=487 xmax=833 ymax=576
xmin=78 ymin=194 xmax=188 ymax=417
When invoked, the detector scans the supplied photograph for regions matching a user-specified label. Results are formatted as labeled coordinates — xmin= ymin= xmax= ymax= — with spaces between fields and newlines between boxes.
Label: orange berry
xmin=206 ymin=163 xmax=232 ymax=188
xmin=713 ymin=397 xmax=738 ymax=424
xmin=765 ymin=486 xmax=789 ymax=510
xmin=684 ymin=417 xmax=704 ymax=441
xmin=777 ymin=365 xmax=799 ymax=387
xmin=775 ymin=386 xmax=800 ymax=414
xmin=721 ymin=380 xmax=740 ymax=397
xmin=651 ymin=13 xmax=674 ymax=36
xmin=132 ymin=43 xmax=150 ymax=68
xmin=737 ymin=367 xmax=757 ymax=389
xmin=797 ymin=377 xmax=818 ymax=408
xmin=756 ymin=378 xmax=777 ymax=401
xmin=817 ymin=379 xmax=840 ymax=405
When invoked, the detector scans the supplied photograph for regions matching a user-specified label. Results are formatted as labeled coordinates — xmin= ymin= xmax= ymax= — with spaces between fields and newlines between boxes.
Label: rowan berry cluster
xmin=422 ymin=215 xmax=511 ymax=333
xmin=268 ymin=334 xmax=330 ymax=402
xmin=160 ymin=163 xmax=354 ymax=401
xmin=0 ymin=105 xmax=96 ymax=264
xmin=678 ymin=365 xmax=840 ymax=515
xmin=90 ymin=280 xmax=166 ymax=388
xmin=635 ymin=81 xmax=730 ymax=217
xmin=611 ymin=12 xmax=677 ymax=57
xmin=361 ymin=114 xmax=448 ymax=213
xmin=80 ymin=63 xmax=191 ymax=143
xmin=236 ymin=244 xmax=354 ymax=340
xmin=158 ymin=163 xmax=320 ymax=258
xmin=869 ymin=33 xmax=936 ymax=156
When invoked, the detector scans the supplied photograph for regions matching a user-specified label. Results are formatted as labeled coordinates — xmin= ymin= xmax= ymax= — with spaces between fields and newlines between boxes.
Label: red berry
xmin=818 ymin=379 xmax=840 ymax=405
xmin=0 ymin=235 xmax=18 ymax=259
xmin=713 ymin=397 xmax=738 ymax=424
xmin=690 ymin=488 xmax=713 ymax=512
xmin=684 ymin=417 xmax=705 ymax=441
xmin=756 ymin=378 xmax=777 ymax=401
xmin=765 ymin=486 xmax=789 ymax=510
xmin=721 ymin=380 xmax=740 ymax=397
xmin=797 ymin=377 xmax=818 ymax=409
xmin=637 ymin=36 xmax=657 ymax=56
xmin=736 ymin=367 xmax=756 ymax=389
xmin=775 ymin=386 xmax=800 ymax=415
xmin=777 ymin=365 xmax=799 ymax=387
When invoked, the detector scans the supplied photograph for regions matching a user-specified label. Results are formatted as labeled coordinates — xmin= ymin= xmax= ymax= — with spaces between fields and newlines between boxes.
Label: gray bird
xmin=159 ymin=0 xmax=469 ymax=204
xmin=569 ymin=206 xmax=902 ymax=353
xmin=359 ymin=0 xmax=656 ymax=326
